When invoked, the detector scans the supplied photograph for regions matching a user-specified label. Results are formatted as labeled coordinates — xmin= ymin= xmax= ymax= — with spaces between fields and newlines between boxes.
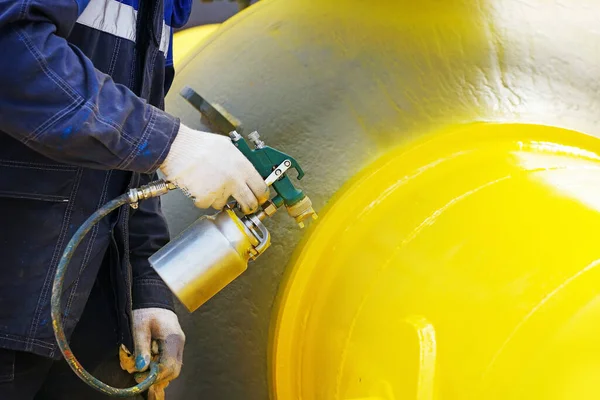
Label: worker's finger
xmin=156 ymin=333 xmax=184 ymax=383
xmin=246 ymin=172 xmax=270 ymax=205
xmin=193 ymin=194 xmax=214 ymax=210
xmin=133 ymin=326 xmax=152 ymax=372
xmin=210 ymin=194 xmax=229 ymax=210
xmin=233 ymin=184 xmax=259 ymax=214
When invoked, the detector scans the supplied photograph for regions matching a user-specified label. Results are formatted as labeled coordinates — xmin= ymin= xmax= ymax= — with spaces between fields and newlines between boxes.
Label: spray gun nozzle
xmin=285 ymin=196 xmax=317 ymax=228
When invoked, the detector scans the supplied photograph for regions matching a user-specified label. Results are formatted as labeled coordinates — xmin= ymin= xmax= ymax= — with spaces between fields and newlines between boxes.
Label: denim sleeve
xmin=129 ymin=172 xmax=176 ymax=311
xmin=0 ymin=0 xmax=179 ymax=174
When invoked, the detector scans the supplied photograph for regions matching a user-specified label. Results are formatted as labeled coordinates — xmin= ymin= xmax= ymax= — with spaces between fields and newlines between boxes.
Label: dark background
xmin=178 ymin=0 xmax=259 ymax=31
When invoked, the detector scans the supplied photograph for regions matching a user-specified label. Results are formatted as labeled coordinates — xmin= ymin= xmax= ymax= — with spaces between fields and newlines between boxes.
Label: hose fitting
xmin=127 ymin=180 xmax=176 ymax=209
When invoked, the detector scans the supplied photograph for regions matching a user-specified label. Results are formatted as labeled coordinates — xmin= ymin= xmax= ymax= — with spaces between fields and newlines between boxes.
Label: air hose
xmin=51 ymin=180 xmax=175 ymax=397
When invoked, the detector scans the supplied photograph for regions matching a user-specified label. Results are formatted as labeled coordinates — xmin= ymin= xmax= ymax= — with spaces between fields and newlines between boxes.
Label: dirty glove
xmin=120 ymin=308 xmax=186 ymax=400
xmin=160 ymin=124 xmax=270 ymax=214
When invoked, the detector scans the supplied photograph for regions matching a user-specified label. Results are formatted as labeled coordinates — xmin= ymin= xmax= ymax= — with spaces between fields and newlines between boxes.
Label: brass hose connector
xmin=127 ymin=180 xmax=177 ymax=209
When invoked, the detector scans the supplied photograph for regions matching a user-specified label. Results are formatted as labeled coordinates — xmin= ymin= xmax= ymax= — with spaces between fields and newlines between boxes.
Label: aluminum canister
xmin=149 ymin=209 xmax=270 ymax=312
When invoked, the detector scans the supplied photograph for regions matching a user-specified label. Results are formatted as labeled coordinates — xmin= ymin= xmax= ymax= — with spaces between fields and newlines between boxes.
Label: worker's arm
xmin=0 ymin=0 xmax=269 ymax=211
xmin=0 ymin=0 xmax=177 ymax=174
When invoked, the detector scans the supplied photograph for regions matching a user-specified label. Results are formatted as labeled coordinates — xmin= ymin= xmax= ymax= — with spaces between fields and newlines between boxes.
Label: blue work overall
xmin=0 ymin=0 xmax=192 ymax=397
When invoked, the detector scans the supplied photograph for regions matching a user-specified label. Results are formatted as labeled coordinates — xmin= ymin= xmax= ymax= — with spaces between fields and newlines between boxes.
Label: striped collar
xmin=76 ymin=0 xmax=177 ymax=55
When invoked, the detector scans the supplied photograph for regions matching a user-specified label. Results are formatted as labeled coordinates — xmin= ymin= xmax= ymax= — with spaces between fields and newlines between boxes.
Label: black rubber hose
xmin=51 ymin=194 xmax=159 ymax=397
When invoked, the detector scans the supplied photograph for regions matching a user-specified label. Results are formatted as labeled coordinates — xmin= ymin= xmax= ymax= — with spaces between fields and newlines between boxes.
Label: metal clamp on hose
xmin=51 ymin=180 xmax=175 ymax=397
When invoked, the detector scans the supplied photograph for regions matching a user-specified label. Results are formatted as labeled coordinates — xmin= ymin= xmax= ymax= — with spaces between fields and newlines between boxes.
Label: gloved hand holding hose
xmin=119 ymin=308 xmax=185 ymax=400
xmin=160 ymin=124 xmax=270 ymax=214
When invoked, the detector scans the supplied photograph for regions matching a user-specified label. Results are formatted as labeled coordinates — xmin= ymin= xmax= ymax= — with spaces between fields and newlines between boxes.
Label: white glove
xmin=160 ymin=124 xmax=270 ymax=214
xmin=120 ymin=308 xmax=186 ymax=400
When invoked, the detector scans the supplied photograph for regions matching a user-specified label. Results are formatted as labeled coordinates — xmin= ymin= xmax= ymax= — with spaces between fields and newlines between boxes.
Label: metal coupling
xmin=127 ymin=180 xmax=176 ymax=209
xmin=255 ymin=200 xmax=279 ymax=221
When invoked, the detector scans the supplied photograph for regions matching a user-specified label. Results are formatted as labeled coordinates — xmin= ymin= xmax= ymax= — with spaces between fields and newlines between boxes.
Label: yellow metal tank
xmin=172 ymin=24 xmax=220 ymax=66
xmin=165 ymin=1 xmax=600 ymax=399
xmin=272 ymin=122 xmax=600 ymax=399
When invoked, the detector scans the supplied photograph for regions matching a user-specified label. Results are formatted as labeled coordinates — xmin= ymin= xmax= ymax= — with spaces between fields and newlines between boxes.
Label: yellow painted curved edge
xmin=173 ymin=24 xmax=221 ymax=68
xmin=269 ymin=122 xmax=600 ymax=399
xmin=267 ymin=124 xmax=472 ymax=400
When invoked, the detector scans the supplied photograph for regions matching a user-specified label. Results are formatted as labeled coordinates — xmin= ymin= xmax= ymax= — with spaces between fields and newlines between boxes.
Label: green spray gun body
xmin=144 ymin=87 xmax=318 ymax=314
xmin=180 ymin=86 xmax=316 ymax=226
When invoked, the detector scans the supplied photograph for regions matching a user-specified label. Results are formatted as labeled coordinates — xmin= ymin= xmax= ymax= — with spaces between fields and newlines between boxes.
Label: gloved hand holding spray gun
xmin=50 ymin=87 xmax=316 ymax=397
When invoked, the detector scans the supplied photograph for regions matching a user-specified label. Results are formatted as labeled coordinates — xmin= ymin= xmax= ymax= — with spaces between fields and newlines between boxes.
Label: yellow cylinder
xmin=271 ymin=122 xmax=600 ymax=399
xmin=172 ymin=24 xmax=220 ymax=67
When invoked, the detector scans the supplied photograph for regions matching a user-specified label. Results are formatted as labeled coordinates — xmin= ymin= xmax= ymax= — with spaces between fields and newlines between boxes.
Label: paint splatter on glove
xmin=160 ymin=123 xmax=270 ymax=214
xmin=120 ymin=308 xmax=186 ymax=400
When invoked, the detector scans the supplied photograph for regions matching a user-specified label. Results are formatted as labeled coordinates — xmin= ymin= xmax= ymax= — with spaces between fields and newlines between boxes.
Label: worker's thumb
xmin=134 ymin=326 xmax=152 ymax=372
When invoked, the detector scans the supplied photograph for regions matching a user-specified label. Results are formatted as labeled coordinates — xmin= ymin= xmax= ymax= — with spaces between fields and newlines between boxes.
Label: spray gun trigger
xmin=265 ymin=159 xmax=293 ymax=186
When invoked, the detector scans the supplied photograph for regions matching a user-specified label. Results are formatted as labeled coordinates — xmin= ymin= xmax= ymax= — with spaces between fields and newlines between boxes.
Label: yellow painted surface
xmin=172 ymin=24 xmax=220 ymax=67
xmin=272 ymin=123 xmax=600 ymax=399
xmin=164 ymin=0 xmax=600 ymax=398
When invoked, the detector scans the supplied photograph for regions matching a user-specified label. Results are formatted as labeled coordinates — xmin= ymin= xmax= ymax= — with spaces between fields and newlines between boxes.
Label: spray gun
xmin=51 ymin=87 xmax=316 ymax=396
xmin=148 ymin=86 xmax=317 ymax=312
